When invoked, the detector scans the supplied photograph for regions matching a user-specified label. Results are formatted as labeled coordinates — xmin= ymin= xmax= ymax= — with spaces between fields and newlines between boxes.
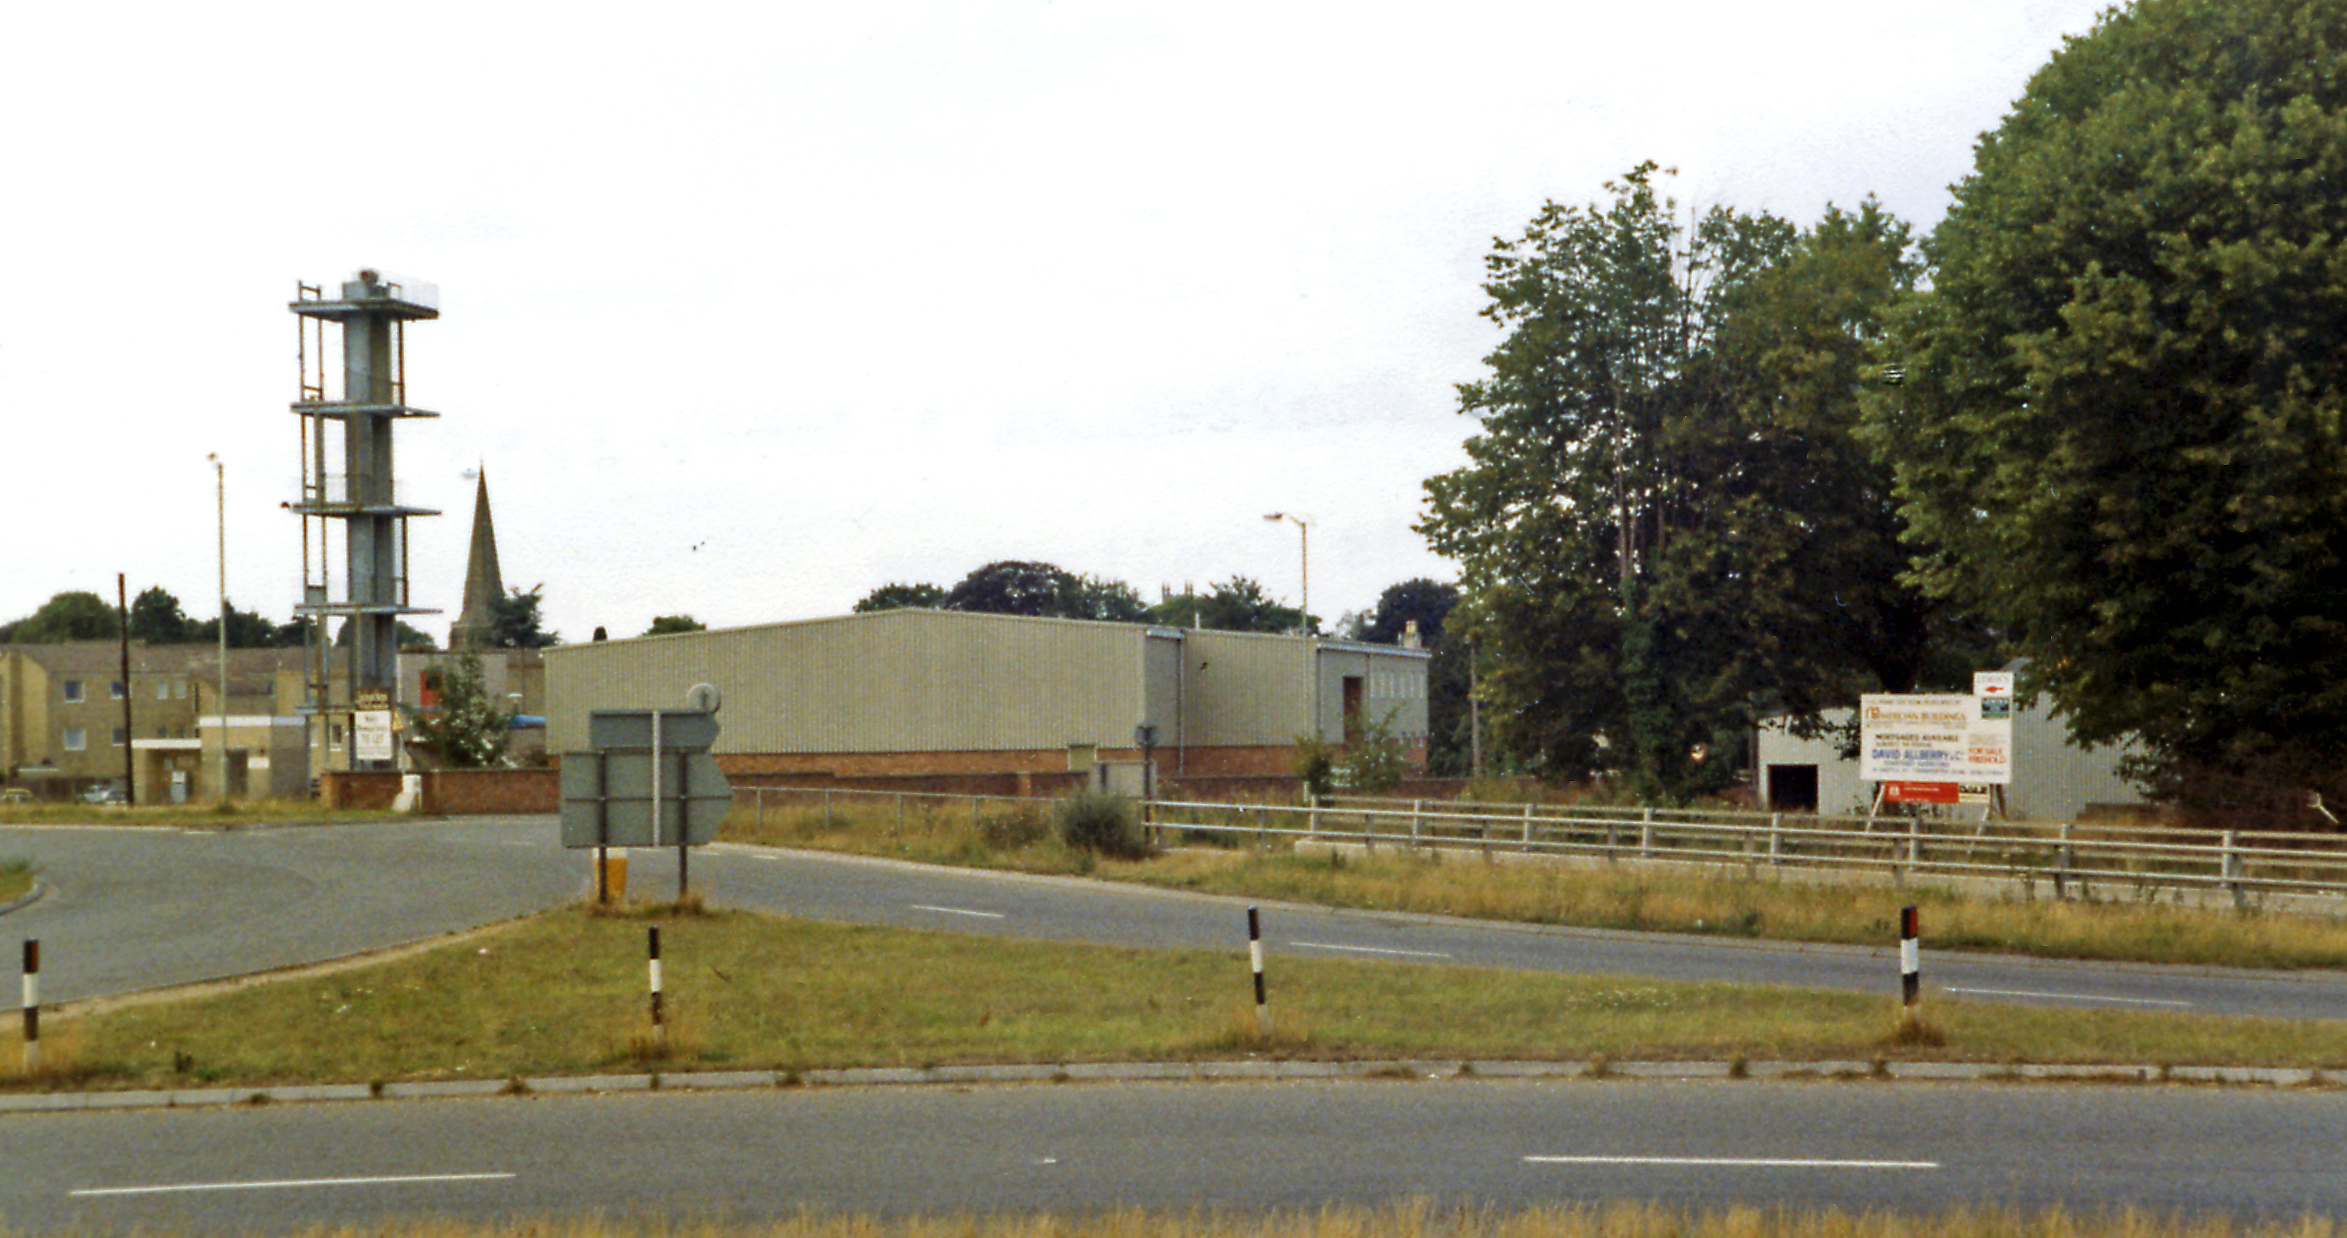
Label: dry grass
xmin=0 ymin=858 xmax=30 ymax=903
xmin=0 ymin=1200 xmax=2331 ymax=1238
xmin=0 ymin=797 xmax=397 ymax=829
xmin=722 ymin=795 xmax=2347 ymax=970
xmin=20 ymin=900 xmax=2347 ymax=1092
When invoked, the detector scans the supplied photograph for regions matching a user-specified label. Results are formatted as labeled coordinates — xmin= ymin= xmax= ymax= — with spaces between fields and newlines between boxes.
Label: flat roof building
xmin=544 ymin=609 xmax=1431 ymax=791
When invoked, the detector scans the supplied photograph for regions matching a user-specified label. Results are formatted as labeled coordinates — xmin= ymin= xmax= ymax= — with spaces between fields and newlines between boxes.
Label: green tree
xmin=2 ymin=591 xmax=120 ymax=643
xmin=128 ymin=587 xmax=192 ymax=644
xmin=191 ymin=601 xmax=280 ymax=649
xmin=1358 ymin=579 xmax=1456 ymax=646
xmin=1865 ymin=0 xmax=2347 ymax=806
xmin=853 ymin=583 xmax=948 ymax=613
xmin=1422 ymin=165 xmax=1944 ymax=801
xmin=408 ymin=654 xmax=511 ymax=768
xmin=644 ymin=615 xmax=707 ymax=636
xmin=942 ymin=562 xmax=1149 ymax=622
xmin=490 ymin=586 xmax=559 ymax=649
xmin=1150 ymin=577 xmax=1307 ymax=634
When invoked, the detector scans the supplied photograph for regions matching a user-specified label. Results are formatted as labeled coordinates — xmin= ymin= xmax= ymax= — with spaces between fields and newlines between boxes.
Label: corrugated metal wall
xmin=1179 ymin=629 xmax=1310 ymax=744
xmin=1315 ymin=642 xmax=1433 ymax=741
xmin=546 ymin=611 xmax=1144 ymax=755
xmin=545 ymin=613 xmax=1436 ymax=759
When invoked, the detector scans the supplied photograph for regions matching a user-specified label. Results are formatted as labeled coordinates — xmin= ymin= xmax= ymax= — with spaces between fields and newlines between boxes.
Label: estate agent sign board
xmin=1860 ymin=672 xmax=2013 ymax=786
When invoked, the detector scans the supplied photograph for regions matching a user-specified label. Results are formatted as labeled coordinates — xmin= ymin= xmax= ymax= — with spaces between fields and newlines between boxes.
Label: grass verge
xmin=0 ymin=1202 xmax=2332 ymax=1238
xmin=0 ymin=798 xmax=401 ymax=829
xmin=722 ymin=797 xmax=2347 ymax=970
xmin=8 ymin=901 xmax=2347 ymax=1092
xmin=0 ymin=858 xmax=28 ymax=904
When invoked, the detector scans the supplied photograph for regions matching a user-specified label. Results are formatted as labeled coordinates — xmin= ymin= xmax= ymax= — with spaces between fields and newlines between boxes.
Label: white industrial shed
xmin=1757 ymin=699 xmax=2147 ymax=822
xmin=543 ymin=609 xmax=1431 ymax=787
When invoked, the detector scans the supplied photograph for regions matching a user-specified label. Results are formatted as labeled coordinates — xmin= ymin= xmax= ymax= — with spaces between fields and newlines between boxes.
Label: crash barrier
xmin=730 ymin=784 xmax=2347 ymax=905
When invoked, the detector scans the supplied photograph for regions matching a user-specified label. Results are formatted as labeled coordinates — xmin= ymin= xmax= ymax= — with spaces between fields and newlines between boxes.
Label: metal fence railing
xmin=729 ymin=785 xmax=2347 ymax=906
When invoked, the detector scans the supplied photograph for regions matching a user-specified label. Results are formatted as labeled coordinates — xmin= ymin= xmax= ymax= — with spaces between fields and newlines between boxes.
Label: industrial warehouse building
xmin=543 ymin=609 xmax=1432 ymax=794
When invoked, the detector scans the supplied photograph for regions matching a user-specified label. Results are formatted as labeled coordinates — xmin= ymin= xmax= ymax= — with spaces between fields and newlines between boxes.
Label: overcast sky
xmin=1 ymin=2 xmax=2112 ymax=645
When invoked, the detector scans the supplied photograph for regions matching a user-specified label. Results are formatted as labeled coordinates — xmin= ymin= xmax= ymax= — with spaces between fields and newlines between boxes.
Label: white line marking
xmin=73 ymin=1173 xmax=516 ymax=1198
xmin=912 ymin=904 xmax=1005 ymax=920
xmin=1525 ymin=1156 xmax=1937 ymax=1170
xmin=1947 ymin=987 xmax=2193 ymax=1008
xmin=1291 ymin=941 xmax=1452 ymax=959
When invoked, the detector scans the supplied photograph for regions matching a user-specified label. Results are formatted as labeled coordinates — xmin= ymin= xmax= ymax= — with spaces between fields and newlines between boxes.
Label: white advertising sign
xmin=1860 ymin=688 xmax=2012 ymax=785
xmin=354 ymin=709 xmax=395 ymax=762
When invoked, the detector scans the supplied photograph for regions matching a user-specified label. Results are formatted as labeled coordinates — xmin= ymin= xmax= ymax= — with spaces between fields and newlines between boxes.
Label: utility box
xmin=559 ymin=708 xmax=731 ymax=848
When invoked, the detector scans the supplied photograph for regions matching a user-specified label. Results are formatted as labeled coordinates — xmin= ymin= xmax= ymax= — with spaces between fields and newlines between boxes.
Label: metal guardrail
xmin=731 ymin=785 xmax=2347 ymax=906
xmin=1158 ymin=797 xmax=2347 ymax=906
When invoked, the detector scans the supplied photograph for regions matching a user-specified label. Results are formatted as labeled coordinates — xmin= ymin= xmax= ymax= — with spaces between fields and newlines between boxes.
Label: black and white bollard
xmin=1899 ymin=905 xmax=1920 ymax=1011
xmin=20 ymin=940 xmax=38 ymax=1074
xmin=648 ymin=926 xmax=665 ymax=1042
xmin=1248 ymin=906 xmax=1268 ymax=1031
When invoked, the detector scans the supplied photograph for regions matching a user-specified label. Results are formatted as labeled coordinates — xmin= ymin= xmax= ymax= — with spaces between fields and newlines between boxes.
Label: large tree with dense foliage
xmin=1423 ymin=165 xmax=1955 ymax=800
xmin=941 ymin=561 xmax=1149 ymax=622
xmin=1865 ymin=0 xmax=2347 ymax=806
xmin=1148 ymin=577 xmax=1308 ymax=634
xmin=0 ymin=591 xmax=120 ymax=643
xmin=128 ymin=587 xmax=192 ymax=645
xmin=489 ymin=586 xmax=559 ymax=649
xmin=853 ymin=583 xmax=949 ymax=613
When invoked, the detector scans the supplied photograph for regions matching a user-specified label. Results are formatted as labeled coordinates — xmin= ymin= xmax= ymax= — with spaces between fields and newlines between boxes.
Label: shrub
xmin=1053 ymin=791 xmax=1151 ymax=860
xmin=1293 ymin=734 xmax=1339 ymax=800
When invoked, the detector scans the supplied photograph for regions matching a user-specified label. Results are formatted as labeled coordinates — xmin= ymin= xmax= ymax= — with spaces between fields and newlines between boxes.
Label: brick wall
xmin=320 ymin=769 xmax=560 ymax=814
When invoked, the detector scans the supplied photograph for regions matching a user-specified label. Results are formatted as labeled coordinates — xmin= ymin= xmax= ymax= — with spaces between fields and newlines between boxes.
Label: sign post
xmin=558 ymin=689 xmax=730 ymax=906
xmin=354 ymin=689 xmax=394 ymax=765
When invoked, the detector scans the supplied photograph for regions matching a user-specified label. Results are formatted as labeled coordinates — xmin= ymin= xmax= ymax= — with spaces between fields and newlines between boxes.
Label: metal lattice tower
xmin=290 ymin=269 xmax=443 ymax=771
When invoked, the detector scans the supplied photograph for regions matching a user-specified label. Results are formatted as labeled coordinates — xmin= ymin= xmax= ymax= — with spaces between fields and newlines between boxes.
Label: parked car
xmin=81 ymin=785 xmax=128 ymax=805
xmin=0 ymin=788 xmax=31 ymax=804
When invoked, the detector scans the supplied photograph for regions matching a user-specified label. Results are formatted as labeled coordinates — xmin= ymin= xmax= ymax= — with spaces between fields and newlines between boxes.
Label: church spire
xmin=449 ymin=468 xmax=506 ymax=651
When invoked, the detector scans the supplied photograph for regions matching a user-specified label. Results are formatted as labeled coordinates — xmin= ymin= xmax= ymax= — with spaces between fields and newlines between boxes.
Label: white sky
xmin=0 ymin=1 xmax=2110 ymax=644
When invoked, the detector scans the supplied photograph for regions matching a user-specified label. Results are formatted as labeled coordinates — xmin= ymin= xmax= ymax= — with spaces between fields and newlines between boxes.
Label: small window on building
xmin=62 ymin=680 xmax=83 ymax=703
xmin=110 ymin=681 xmax=126 ymax=700
xmin=62 ymin=727 xmax=86 ymax=752
xmin=331 ymin=724 xmax=346 ymax=747
xmin=112 ymin=726 xmax=127 ymax=746
xmin=174 ymin=681 xmax=188 ymax=700
xmin=156 ymin=682 xmax=170 ymax=701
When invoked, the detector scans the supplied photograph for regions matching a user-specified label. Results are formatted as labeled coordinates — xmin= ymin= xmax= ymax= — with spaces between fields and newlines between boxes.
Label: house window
xmin=156 ymin=682 xmax=170 ymax=701
xmin=110 ymin=681 xmax=126 ymax=700
xmin=112 ymin=726 xmax=127 ymax=746
xmin=62 ymin=680 xmax=83 ymax=703
xmin=62 ymin=727 xmax=86 ymax=752
xmin=174 ymin=681 xmax=188 ymax=700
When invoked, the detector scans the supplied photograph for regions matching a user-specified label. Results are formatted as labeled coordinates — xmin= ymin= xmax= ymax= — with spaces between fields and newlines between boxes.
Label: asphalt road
xmin=683 ymin=843 xmax=2347 ymax=1021
xmin=3 ymin=817 xmax=2345 ymax=1020
xmin=0 ymin=818 xmax=579 ymax=1004
xmin=5 ymin=1081 xmax=2344 ymax=1231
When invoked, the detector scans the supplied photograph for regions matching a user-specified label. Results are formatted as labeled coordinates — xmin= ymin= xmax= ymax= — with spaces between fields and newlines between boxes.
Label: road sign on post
xmin=559 ymin=711 xmax=730 ymax=847
xmin=560 ymin=706 xmax=732 ymax=903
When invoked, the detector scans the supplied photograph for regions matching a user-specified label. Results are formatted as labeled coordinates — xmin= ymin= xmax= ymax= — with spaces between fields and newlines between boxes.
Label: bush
xmin=1052 ymin=791 xmax=1151 ymax=860
xmin=1293 ymin=734 xmax=1338 ymax=800
xmin=976 ymin=804 xmax=1049 ymax=851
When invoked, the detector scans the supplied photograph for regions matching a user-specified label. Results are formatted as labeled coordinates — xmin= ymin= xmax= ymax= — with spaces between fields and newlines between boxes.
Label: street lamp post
xmin=208 ymin=454 xmax=228 ymax=804
xmin=1262 ymin=512 xmax=1316 ymax=740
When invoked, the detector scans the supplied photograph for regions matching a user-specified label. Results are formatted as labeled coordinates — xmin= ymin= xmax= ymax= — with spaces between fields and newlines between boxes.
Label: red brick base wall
xmin=321 ymin=769 xmax=560 ymax=814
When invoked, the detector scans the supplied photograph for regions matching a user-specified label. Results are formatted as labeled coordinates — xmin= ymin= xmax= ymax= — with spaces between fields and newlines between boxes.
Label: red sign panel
xmin=1883 ymin=780 xmax=1960 ymax=804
